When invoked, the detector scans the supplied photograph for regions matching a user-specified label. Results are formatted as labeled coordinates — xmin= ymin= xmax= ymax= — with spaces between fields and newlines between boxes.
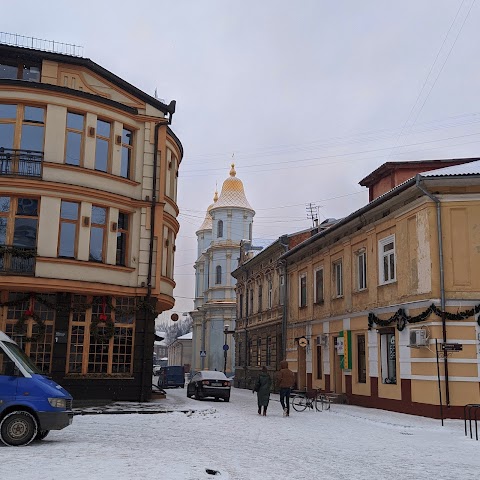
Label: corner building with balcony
xmin=0 ymin=43 xmax=183 ymax=402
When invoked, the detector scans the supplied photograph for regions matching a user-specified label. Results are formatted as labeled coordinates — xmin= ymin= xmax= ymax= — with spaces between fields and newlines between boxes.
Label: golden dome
xmin=211 ymin=164 xmax=254 ymax=212
xmin=197 ymin=190 xmax=218 ymax=232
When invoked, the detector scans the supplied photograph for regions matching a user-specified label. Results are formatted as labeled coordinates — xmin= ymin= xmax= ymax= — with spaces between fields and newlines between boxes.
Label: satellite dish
xmin=171 ymin=313 xmax=179 ymax=322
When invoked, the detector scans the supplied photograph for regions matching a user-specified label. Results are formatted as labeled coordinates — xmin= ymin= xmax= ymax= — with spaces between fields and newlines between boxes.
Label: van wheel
xmin=36 ymin=430 xmax=50 ymax=441
xmin=0 ymin=411 xmax=38 ymax=446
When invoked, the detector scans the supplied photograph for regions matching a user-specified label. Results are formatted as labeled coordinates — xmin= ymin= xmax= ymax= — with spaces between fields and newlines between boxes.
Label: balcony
xmin=0 ymin=148 xmax=43 ymax=179
xmin=0 ymin=245 xmax=36 ymax=275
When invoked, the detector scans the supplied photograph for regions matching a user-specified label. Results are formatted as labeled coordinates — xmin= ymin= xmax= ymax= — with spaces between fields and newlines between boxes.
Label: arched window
xmin=217 ymin=220 xmax=223 ymax=238
xmin=249 ymin=223 xmax=252 ymax=240
xmin=216 ymin=265 xmax=222 ymax=284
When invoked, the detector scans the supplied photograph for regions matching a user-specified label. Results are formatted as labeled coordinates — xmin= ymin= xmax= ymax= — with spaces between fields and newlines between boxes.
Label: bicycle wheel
xmin=292 ymin=395 xmax=307 ymax=412
xmin=314 ymin=394 xmax=323 ymax=412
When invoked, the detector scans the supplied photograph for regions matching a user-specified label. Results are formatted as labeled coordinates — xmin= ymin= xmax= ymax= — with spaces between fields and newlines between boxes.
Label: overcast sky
xmin=4 ymin=0 xmax=480 ymax=317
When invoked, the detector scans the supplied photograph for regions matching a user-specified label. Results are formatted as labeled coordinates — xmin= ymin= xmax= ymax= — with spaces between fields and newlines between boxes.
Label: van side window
xmin=0 ymin=351 xmax=16 ymax=376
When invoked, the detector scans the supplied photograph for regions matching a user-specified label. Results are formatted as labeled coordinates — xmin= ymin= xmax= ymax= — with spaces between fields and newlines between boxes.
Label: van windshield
xmin=2 ymin=342 xmax=43 ymax=375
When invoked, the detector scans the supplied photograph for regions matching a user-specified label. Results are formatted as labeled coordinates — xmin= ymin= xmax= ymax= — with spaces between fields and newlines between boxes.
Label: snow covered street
xmin=1 ymin=386 xmax=478 ymax=480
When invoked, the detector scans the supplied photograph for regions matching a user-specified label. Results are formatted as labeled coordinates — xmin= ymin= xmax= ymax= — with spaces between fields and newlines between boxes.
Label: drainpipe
xmin=279 ymin=236 xmax=289 ymax=361
xmin=415 ymin=174 xmax=449 ymax=406
xmin=142 ymin=119 xmax=168 ymax=401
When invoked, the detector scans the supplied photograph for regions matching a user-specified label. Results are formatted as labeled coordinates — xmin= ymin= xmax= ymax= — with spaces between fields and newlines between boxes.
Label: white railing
xmin=0 ymin=32 xmax=84 ymax=57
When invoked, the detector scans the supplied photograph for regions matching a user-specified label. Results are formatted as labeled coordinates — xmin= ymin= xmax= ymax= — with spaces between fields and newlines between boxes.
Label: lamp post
xmin=223 ymin=324 xmax=235 ymax=374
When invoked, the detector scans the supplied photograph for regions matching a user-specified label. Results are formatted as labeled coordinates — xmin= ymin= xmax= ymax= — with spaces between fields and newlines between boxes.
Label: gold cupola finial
xmin=213 ymin=189 xmax=218 ymax=202
xmin=230 ymin=163 xmax=236 ymax=177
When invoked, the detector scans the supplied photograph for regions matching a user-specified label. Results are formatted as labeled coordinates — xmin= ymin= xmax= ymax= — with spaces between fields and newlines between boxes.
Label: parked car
xmin=157 ymin=365 xmax=185 ymax=388
xmin=0 ymin=330 xmax=74 ymax=446
xmin=186 ymin=371 xmax=231 ymax=402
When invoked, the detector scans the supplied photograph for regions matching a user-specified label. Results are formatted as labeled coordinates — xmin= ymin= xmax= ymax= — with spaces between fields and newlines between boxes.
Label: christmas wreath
xmin=14 ymin=308 xmax=46 ymax=342
xmin=90 ymin=313 xmax=115 ymax=342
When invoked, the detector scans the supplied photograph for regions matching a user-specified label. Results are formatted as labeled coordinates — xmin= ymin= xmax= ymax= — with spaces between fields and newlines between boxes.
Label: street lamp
xmin=223 ymin=324 xmax=235 ymax=374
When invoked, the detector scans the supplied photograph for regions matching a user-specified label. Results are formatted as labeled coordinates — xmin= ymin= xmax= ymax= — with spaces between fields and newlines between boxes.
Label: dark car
xmin=186 ymin=371 xmax=231 ymax=402
xmin=157 ymin=365 xmax=185 ymax=388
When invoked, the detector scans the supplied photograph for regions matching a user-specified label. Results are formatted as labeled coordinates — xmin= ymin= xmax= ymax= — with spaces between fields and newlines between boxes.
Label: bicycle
xmin=291 ymin=388 xmax=331 ymax=412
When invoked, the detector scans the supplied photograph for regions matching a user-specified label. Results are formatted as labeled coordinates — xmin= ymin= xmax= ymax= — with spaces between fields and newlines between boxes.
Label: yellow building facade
xmin=0 ymin=41 xmax=182 ymax=401
xmin=283 ymin=160 xmax=480 ymax=418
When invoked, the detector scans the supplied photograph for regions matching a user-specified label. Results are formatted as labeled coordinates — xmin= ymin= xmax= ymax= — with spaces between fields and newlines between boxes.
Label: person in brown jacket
xmin=276 ymin=360 xmax=295 ymax=417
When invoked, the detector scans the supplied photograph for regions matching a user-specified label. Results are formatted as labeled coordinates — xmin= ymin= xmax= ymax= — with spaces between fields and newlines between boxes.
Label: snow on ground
xmin=1 ymin=386 xmax=478 ymax=480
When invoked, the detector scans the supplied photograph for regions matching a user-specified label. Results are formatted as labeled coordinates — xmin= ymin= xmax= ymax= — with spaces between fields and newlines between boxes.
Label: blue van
xmin=0 ymin=331 xmax=73 ymax=446
xmin=157 ymin=365 xmax=185 ymax=389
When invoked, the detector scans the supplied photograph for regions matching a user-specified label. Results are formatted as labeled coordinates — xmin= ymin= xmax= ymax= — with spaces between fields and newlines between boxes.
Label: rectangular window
xmin=380 ymin=330 xmax=396 ymax=384
xmin=314 ymin=267 xmax=324 ymax=303
xmin=357 ymin=335 xmax=366 ymax=383
xmin=258 ymin=285 xmax=262 ymax=313
xmin=267 ymin=280 xmax=273 ymax=309
xmin=89 ymin=206 xmax=107 ymax=262
xmin=121 ymin=128 xmax=133 ymax=179
xmin=357 ymin=250 xmax=367 ymax=291
xmin=68 ymin=296 xmax=135 ymax=375
xmin=95 ymin=119 xmax=111 ymax=172
xmin=0 ymin=197 xmax=37 ymax=273
xmin=116 ymin=212 xmax=129 ymax=266
xmin=0 ymin=104 xmax=45 ymax=159
xmin=59 ymin=201 xmax=79 ymax=258
xmin=249 ymin=289 xmax=254 ymax=315
xmin=266 ymin=336 xmax=272 ymax=366
xmin=256 ymin=338 xmax=261 ymax=366
xmin=379 ymin=235 xmax=396 ymax=284
xmin=65 ymin=112 xmax=84 ymax=166
xmin=299 ymin=273 xmax=307 ymax=307
xmin=333 ymin=260 xmax=343 ymax=297
xmin=279 ymin=275 xmax=285 ymax=305
xmin=239 ymin=293 xmax=244 ymax=318
xmin=316 ymin=345 xmax=323 ymax=379
xmin=0 ymin=61 xmax=40 ymax=81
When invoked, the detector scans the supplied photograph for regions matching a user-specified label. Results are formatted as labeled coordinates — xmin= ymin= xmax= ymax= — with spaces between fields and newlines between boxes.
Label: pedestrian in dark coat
xmin=253 ymin=366 xmax=272 ymax=416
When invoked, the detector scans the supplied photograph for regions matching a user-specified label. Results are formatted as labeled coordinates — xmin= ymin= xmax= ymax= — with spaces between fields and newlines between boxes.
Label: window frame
xmin=314 ymin=267 xmax=324 ymax=304
xmin=267 ymin=279 xmax=273 ymax=309
xmin=356 ymin=249 xmax=367 ymax=291
xmin=120 ymin=127 xmax=134 ymax=179
xmin=299 ymin=273 xmax=307 ymax=308
xmin=215 ymin=265 xmax=222 ymax=285
xmin=333 ymin=260 xmax=343 ymax=298
xmin=116 ymin=211 xmax=129 ymax=267
xmin=257 ymin=284 xmax=262 ymax=313
xmin=65 ymin=111 xmax=85 ymax=167
xmin=378 ymin=235 xmax=396 ymax=285
xmin=58 ymin=200 xmax=79 ymax=258
xmin=89 ymin=205 xmax=107 ymax=263
xmin=94 ymin=118 xmax=111 ymax=173
xmin=217 ymin=220 xmax=223 ymax=238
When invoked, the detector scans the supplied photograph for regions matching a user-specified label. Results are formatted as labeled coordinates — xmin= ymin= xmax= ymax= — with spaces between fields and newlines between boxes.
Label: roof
xmin=196 ymin=191 xmax=218 ymax=233
xmin=421 ymin=159 xmax=480 ymax=177
xmin=0 ymin=44 xmax=176 ymax=114
xmin=210 ymin=164 xmax=254 ymax=213
xmin=282 ymin=161 xmax=480 ymax=261
xmin=359 ymin=158 xmax=480 ymax=187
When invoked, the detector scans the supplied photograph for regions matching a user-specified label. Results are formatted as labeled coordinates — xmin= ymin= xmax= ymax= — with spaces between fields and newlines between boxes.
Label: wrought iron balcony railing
xmin=0 ymin=148 xmax=43 ymax=178
xmin=0 ymin=245 xmax=36 ymax=275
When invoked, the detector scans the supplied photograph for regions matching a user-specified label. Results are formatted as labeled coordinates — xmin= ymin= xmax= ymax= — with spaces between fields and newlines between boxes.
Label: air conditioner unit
xmin=316 ymin=334 xmax=328 ymax=347
xmin=409 ymin=329 xmax=428 ymax=347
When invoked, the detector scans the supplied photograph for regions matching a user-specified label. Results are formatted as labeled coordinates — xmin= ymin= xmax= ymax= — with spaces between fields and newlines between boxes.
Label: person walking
xmin=253 ymin=366 xmax=272 ymax=416
xmin=276 ymin=360 xmax=296 ymax=417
